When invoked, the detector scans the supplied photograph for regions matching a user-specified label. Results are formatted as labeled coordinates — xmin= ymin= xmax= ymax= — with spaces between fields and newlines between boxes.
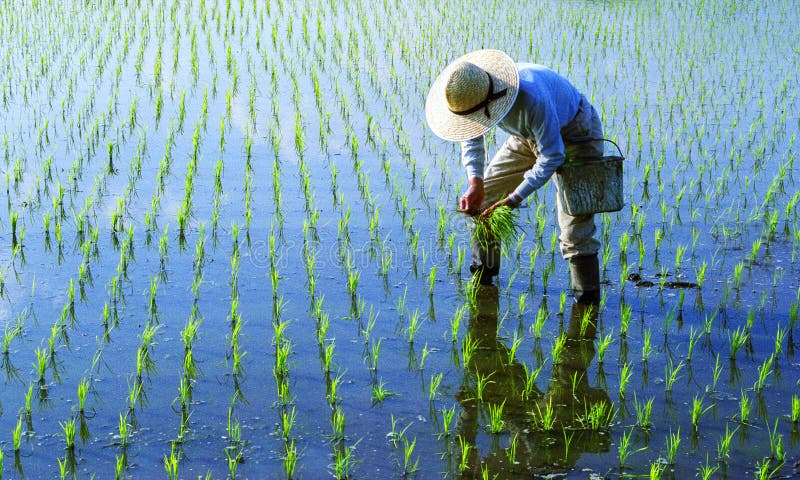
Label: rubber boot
xmin=569 ymin=253 xmax=600 ymax=304
xmin=470 ymin=227 xmax=500 ymax=285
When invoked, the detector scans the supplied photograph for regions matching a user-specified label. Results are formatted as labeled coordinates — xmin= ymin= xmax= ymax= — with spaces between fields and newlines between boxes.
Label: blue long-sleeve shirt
xmin=461 ymin=63 xmax=583 ymax=201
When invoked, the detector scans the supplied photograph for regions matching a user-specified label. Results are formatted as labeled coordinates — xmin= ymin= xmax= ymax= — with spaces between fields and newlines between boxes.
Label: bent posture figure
xmin=426 ymin=49 xmax=603 ymax=302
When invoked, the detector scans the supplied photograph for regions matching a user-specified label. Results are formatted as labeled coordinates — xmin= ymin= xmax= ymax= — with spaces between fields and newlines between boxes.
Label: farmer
xmin=425 ymin=49 xmax=604 ymax=303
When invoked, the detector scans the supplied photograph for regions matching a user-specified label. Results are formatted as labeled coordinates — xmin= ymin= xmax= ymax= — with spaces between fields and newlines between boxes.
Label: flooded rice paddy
xmin=0 ymin=0 xmax=799 ymax=478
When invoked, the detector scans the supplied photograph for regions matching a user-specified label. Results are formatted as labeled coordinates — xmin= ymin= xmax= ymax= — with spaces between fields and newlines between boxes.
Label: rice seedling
xmin=400 ymin=436 xmax=419 ymax=476
xmin=716 ymin=422 xmax=738 ymax=463
xmin=641 ymin=328 xmax=653 ymax=362
xmin=663 ymin=358 xmax=684 ymax=393
xmin=691 ymin=395 xmax=713 ymax=432
xmin=664 ymin=428 xmax=681 ymax=465
xmin=792 ymin=395 xmax=799 ymax=423
xmin=633 ymin=394 xmax=654 ymax=429
xmin=729 ymin=326 xmax=749 ymax=361
xmin=371 ymin=379 xmax=395 ymax=404
xmin=619 ymin=302 xmax=632 ymax=338
xmin=530 ymin=304 xmax=548 ymax=339
xmin=619 ymin=362 xmax=633 ymax=398
xmin=617 ymin=426 xmax=646 ymax=469
xmin=405 ymin=309 xmax=422 ymax=344
xmin=753 ymin=354 xmax=774 ymax=393
xmin=487 ymin=401 xmax=505 ymax=434
xmin=766 ymin=418 xmax=784 ymax=462
xmin=551 ymin=333 xmax=567 ymax=365
xmin=12 ymin=416 xmax=23 ymax=452
xmin=696 ymin=453 xmax=719 ymax=480
xmin=532 ymin=397 xmax=556 ymax=431
xmin=457 ymin=435 xmax=472 ymax=471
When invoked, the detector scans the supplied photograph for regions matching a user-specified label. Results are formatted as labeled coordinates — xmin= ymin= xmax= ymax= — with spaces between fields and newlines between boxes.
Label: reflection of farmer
xmin=426 ymin=50 xmax=602 ymax=301
xmin=455 ymin=286 xmax=609 ymax=478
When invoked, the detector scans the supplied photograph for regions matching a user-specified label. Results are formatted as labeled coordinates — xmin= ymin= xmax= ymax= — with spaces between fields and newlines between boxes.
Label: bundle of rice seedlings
xmin=473 ymin=205 xmax=519 ymax=247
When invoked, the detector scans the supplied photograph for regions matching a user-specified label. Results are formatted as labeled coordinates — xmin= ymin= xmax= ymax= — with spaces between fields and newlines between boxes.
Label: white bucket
xmin=553 ymin=139 xmax=625 ymax=216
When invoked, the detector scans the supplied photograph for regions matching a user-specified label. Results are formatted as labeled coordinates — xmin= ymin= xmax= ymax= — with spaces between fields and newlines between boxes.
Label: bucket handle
xmin=565 ymin=136 xmax=625 ymax=159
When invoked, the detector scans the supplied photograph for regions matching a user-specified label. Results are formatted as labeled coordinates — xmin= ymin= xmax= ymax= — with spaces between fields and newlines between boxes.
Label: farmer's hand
xmin=459 ymin=177 xmax=484 ymax=216
xmin=481 ymin=193 xmax=521 ymax=217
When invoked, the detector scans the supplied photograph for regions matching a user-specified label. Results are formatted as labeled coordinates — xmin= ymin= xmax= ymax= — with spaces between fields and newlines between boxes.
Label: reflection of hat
xmin=425 ymin=50 xmax=519 ymax=141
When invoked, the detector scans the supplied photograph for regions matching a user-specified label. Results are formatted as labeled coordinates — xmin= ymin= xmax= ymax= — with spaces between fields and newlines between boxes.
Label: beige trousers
xmin=472 ymin=96 xmax=604 ymax=273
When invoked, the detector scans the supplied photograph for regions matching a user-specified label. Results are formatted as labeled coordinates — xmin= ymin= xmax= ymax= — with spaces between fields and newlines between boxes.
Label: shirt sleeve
xmin=460 ymin=135 xmax=486 ymax=179
xmin=512 ymin=96 xmax=566 ymax=200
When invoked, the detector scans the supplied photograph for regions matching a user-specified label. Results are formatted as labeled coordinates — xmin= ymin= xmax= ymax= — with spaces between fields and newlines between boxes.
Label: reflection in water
xmin=455 ymin=286 xmax=611 ymax=478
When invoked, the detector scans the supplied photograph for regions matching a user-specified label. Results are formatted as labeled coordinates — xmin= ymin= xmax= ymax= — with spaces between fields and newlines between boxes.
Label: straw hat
xmin=425 ymin=49 xmax=519 ymax=142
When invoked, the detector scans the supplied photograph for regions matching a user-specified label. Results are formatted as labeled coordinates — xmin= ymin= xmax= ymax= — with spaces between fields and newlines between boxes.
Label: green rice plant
xmin=323 ymin=341 xmax=335 ymax=373
xmin=1 ymin=317 xmax=22 ymax=354
xmin=450 ymin=305 xmax=466 ymax=342
xmin=372 ymin=379 xmax=395 ymax=404
xmin=595 ymin=329 xmax=613 ymax=364
xmin=429 ymin=373 xmax=443 ymax=401
xmin=517 ymin=292 xmax=527 ymax=317
xmin=34 ymin=345 xmax=48 ymax=384
xmin=327 ymin=371 xmax=344 ymax=405
xmin=791 ymin=394 xmax=799 ymax=423
xmin=428 ymin=265 xmax=437 ymax=295
xmin=686 ymin=326 xmax=702 ymax=362
xmin=530 ymin=305 xmax=547 ymax=339
xmin=691 ymin=395 xmax=712 ymax=431
xmin=23 ymin=383 xmax=34 ymax=417
xmin=77 ymin=376 xmax=90 ymax=413
xmin=439 ymin=405 xmax=456 ymax=438
xmin=633 ymin=394 xmax=654 ymax=429
xmin=475 ymin=371 xmax=494 ymax=402
xmin=13 ymin=415 xmax=23 ymax=451
xmin=664 ymin=358 xmax=685 ymax=393
xmin=405 ymin=309 xmax=422 ymax=343
xmin=401 ymin=436 xmax=419 ymax=476
xmin=164 ymin=443 xmax=180 ymax=480
xmin=368 ymin=338 xmax=381 ymax=371
xmin=620 ymin=302 xmax=632 ymax=337
xmin=738 ymin=391 xmax=752 ymax=424
xmin=117 ymin=413 xmax=130 ymax=447
xmin=716 ymin=422 xmax=738 ymax=463
xmin=505 ymin=432 xmax=519 ymax=465
xmin=773 ymin=325 xmax=786 ymax=358
xmin=754 ymin=457 xmax=781 ymax=480
xmin=618 ymin=426 xmax=646 ymax=468
xmin=532 ymin=397 xmax=556 ymax=431
xmin=332 ymin=442 xmax=357 ymax=480
xmin=641 ymin=328 xmax=652 ymax=362
xmin=473 ymin=205 xmax=518 ymax=247
xmin=458 ymin=435 xmax=472 ymax=471
xmin=753 ymin=354 xmax=774 ymax=393
xmin=664 ymin=428 xmax=680 ymax=465
xmin=522 ymin=362 xmax=544 ymax=400
xmin=487 ymin=401 xmax=505 ymax=434
xmin=462 ymin=333 xmax=478 ymax=367
xmin=649 ymin=460 xmax=666 ymax=480
xmin=284 ymin=439 xmax=298 ymax=479
xmin=766 ymin=418 xmax=784 ymax=462
xmin=729 ymin=325 xmax=749 ymax=360
xmin=551 ymin=333 xmax=567 ymax=365
xmin=696 ymin=453 xmax=719 ymax=479
xmin=711 ymin=353 xmax=723 ymax=391
xmin=619 ymin=362 xmax=633 ymax=398
xmin=580 ymin=400 xmax=617 ymax=430
xmin=507 ymin=331 xmax=523 ymax=365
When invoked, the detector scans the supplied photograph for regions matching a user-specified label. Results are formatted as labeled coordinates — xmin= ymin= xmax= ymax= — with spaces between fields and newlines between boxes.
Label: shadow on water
xmin=454 ymin=286 xmax=611 ymax=478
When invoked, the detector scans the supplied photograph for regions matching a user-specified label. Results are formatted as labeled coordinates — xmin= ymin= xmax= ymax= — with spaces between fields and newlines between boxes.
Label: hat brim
xmin=425 ymin=49 xmax=519 ymax=142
